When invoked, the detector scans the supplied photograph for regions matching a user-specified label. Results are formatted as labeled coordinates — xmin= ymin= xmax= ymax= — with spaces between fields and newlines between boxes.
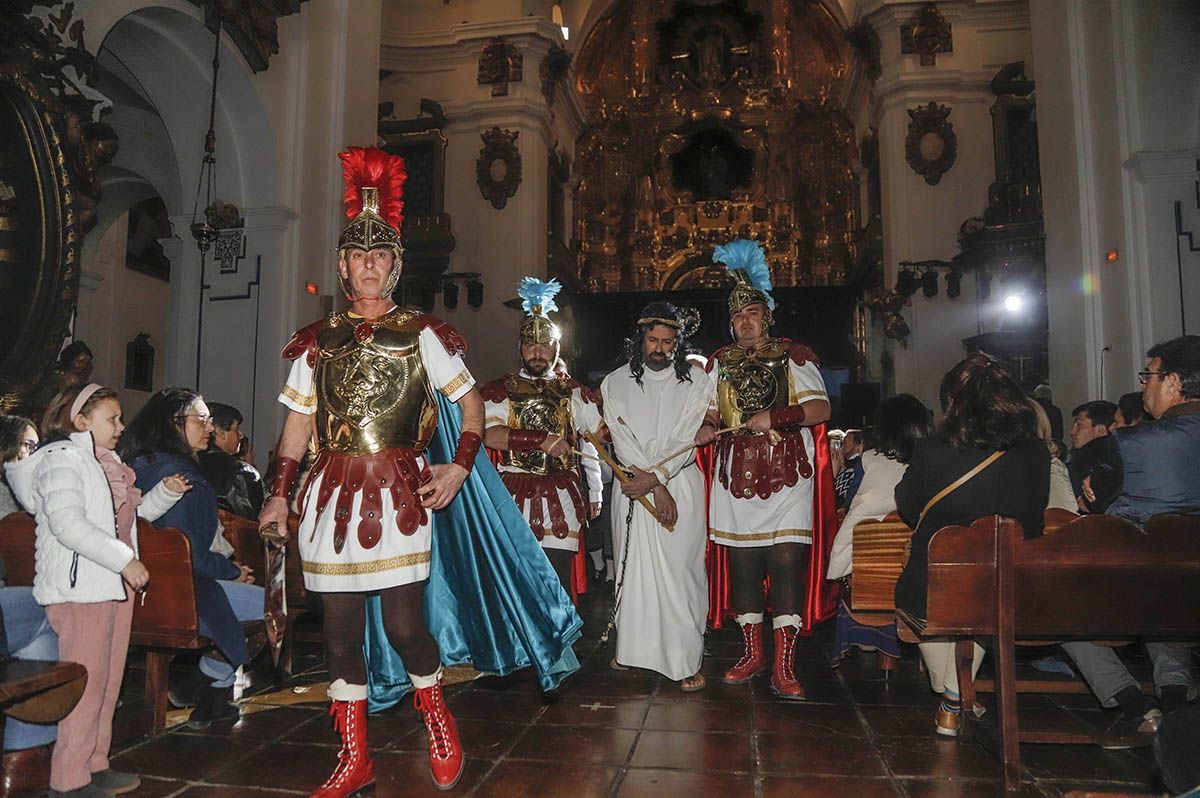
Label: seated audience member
xmin=1113 ymin=391 xmax=1145 ymax=428
xmin=197 ymin=403 xmax=264 ymax=520
xmin=1 ymin=415 xmax=40 ymax=517
xmin=1067 ymin=400 xmax=1116 ymax=509
xmin=833 ymin=429 xmax=864 ymax=508
xmin=119 ymin=388 xmax=265 ymax=729
xmin=0 ymin=416 xmax=59 ymax=764
xmin=827 ymin=395 xmax=932 ymax=665
xmin=1061 ymin=335 xmax=1200 ymax=737
xmin=1029 ymin=399 xmax=1077 ymax=513
xmin=1034 ymin=383 xmax=1064 ymax=441
xmin=894 ymin=354 xmax=1049 ymax=737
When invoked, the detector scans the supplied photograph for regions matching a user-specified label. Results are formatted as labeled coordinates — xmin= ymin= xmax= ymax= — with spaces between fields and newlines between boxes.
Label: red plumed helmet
xmin=336 ymin=146 xmax=406 ymax=255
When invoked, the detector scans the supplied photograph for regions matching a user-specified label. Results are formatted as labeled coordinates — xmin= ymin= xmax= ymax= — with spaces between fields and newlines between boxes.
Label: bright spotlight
xmin=1003 ymin=294 xmax=1023 ymax=313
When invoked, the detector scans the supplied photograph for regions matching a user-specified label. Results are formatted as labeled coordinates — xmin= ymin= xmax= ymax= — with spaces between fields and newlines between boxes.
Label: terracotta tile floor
xmin=107 ymin=591 xmax=1166 ymax=797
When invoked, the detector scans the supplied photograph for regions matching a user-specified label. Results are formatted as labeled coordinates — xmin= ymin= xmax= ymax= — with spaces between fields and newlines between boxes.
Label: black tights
xmin=320 ymin=582 xmax=440 ymax=685
xmin=729 ymin=543 xmax=810 ymax=617
xmin=545 ymin=548 xmax=574 ymax=594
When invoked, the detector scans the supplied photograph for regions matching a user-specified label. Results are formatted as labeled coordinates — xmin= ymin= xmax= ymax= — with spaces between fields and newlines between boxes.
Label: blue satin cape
xmin=364 ymin=392 xmax=583 ymax=711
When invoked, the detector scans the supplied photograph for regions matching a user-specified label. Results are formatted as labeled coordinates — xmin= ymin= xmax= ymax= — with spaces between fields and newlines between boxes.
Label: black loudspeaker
xmin=838 ymin=382 xmax=881 ymax=429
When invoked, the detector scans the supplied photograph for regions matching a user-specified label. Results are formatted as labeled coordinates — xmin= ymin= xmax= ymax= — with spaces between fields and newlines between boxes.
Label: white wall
xmin=379 ymin=12 xmax=585 ymax=384
xmin=1032 ymin=0 xmax=1200 ymax=413
xmin=853 ymin=0 xmax=1033 ymax=413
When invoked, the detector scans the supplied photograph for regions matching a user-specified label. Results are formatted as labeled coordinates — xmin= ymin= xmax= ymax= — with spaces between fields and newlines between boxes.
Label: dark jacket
xmin=1092 ymin=401 xmax=1200 ymax=525
xmin=1067 ymin=435 xmax=1112 ymax=505
xmin=197 ymin=449 xmax=264 ymax=520
xmin=894 ymin=435 xmax=1050 ymax=620
xmin=131 ymin=453 xmax=249 ymax=668
xmin=1037 ymin=397 xmax=1064 ymax=442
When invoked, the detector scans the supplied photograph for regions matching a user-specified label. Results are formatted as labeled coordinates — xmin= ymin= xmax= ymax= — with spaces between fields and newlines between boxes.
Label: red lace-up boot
xmin=770 ymin=625 xmax=808 ymax=700
xmin=414 ymin=682 xmax=464 ymax=790
xmin=310 ymin=699 xmax=374 ymax=798
xmin=722 ymin=621 xmax=767 ymax=684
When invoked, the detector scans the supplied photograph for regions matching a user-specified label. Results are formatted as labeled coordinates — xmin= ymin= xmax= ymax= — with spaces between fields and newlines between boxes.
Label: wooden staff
xmin=581 ymin=429 xmax=674 ymax=533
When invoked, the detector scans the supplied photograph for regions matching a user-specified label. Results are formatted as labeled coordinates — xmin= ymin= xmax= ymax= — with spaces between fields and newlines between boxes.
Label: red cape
xmin=704 ymin=422 xmax=840 ymax=634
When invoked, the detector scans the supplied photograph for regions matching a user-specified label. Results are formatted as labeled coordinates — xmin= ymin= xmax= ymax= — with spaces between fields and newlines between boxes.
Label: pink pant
xmin=45 ymin=590 xmax=133 ymax=791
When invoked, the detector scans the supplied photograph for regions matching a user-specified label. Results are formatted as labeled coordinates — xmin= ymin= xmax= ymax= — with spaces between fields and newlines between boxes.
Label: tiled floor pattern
xmin=108 ymin=593 xmax=1164 ymax=797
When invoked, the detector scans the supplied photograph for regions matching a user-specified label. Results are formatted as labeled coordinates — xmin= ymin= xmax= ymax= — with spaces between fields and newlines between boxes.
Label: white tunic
xmin=483 ymin=371 xmax=604 ymax=552
xmin=602 ymin=363 xmax=710 ymax=680
xmin=706 ymin=354 xmax=828 ymax=547
xmin=278 ymin=325 xmax=474 ymax=592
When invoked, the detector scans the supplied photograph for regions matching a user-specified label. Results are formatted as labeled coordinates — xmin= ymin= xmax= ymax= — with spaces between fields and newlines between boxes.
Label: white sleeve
xmin=600 ymin=378 xmax=651 ymax=470
xmin=484 ymin=391 xmax=511 ymax=430
xmin=580 ymin=439 xmax=603 ymax=505
xmin=704 ymin=363 xmax=720 ymax=411
xmin=419 ymin=327 xmax=475 ymax=402
xmin=790 ymin=359 xmax=828 ymax=405
xmin=279 ymin=357 xmax=318 ymax=415
xmin=571 ymin=386 xmax=604 ymax=436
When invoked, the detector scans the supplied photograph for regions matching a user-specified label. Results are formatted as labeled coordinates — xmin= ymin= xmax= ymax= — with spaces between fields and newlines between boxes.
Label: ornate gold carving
xmin=540 ymin=44 xmax=571 ymax=106
xmin=901 ymin=3 xmax=952 ymax=67
xmin=573 ymin=0 xmax=858 ymax=293
xmin=905 ymin=102 xmax=957 ymax=186
xmin=476 ymin=128 xmax=522 ymax=211
xmin=189 ymin=0 xmax=308 ymax=74
xmin=478 ymin=37 xmax=523 ymax=97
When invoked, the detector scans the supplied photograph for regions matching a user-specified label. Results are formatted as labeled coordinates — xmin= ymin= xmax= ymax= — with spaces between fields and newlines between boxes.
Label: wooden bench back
xmin=131 ymin=518 xmax=203 ymax=648
xmin=0 ymin=512 xmax=205 ymax=649
xmin=923 ymin=513 xmax=1200 ymax=638
xmin=849 ymin=512 xmax=911 ymax=610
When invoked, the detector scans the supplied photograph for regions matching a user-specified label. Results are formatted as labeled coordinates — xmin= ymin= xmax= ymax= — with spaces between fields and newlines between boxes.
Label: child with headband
xmin=5 ymin=383 xmax=190 ymax=798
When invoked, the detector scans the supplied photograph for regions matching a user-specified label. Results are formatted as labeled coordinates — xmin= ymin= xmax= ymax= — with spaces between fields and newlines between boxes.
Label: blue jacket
xmin=131 ymin=453 xmax=249 ymax=668
xmin=1103 ymin=402 xmax=1200 ymax=526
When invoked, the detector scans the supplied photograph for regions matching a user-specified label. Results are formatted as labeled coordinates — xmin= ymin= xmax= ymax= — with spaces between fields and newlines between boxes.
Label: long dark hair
xmin=939 ymin=354 xmax=1037 ymax=451
xmin=625 ymin=301 xmax=695 ymax=386
xmin=117 ymin=387 xmax=203 ymax=464
xmin=867 ymin=393 xmax=932 ymax=464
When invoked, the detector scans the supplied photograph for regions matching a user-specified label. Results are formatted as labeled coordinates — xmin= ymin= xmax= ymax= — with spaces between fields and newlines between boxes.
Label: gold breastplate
xmin=313 ymin=308 xmax=437 ymax=454
xmin=715 ymin=338 xmax=792 ymax=428
xmin=504 ymin=374 xmax=577 ymax=475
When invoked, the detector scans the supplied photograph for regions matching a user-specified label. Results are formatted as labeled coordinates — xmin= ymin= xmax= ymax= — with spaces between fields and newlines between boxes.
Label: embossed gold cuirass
xmin=716 ymin=338 xmax=793 ymax=428
xmin=504 ymin=374 xmax=578 ymax=475
xmin=313 ymin=308 xmax=437 ymax=454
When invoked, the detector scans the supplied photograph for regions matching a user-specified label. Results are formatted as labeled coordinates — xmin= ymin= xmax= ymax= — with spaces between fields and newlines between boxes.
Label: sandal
xmin=609 ymin=657 xmax=629 ymax=672
xmin=680 ymin=672 xmax=706 ymax=693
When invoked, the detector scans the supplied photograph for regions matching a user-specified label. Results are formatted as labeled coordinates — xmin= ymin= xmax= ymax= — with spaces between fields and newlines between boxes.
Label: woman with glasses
xmin=1 ymin=415 xmax=40 ymax=516
xmin=118 ymin=388 xmax=264 ymax=729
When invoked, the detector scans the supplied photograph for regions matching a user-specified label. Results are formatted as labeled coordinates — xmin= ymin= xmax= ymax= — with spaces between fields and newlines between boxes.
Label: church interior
xmin=1 ymin=0 xmax=1198 ymax=796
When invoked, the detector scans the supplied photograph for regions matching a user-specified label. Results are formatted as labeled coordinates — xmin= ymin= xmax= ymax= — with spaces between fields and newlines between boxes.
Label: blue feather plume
xmin=517 ymin=277 xmax=562 ymax=315
xmin=712 ymin=239 xmax=775 ymax=310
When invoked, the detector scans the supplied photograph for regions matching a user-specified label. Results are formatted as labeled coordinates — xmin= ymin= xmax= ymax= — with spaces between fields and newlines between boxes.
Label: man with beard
xmin=695 ymin=239 xmax=837 ymax=700
xmin=601 ymin=302 xmax=710 ymax=691
xmin=481 ymin=277 xmax=603 ymax=593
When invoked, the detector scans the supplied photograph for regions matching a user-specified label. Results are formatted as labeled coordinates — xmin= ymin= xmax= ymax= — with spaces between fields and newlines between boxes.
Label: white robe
xmin=601 ymin=362 xmax=710 ymax=680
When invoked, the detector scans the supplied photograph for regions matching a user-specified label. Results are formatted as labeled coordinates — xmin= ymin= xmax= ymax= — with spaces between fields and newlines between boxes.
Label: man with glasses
xmin=1064 ymin=334 xmax=1200 ymax=742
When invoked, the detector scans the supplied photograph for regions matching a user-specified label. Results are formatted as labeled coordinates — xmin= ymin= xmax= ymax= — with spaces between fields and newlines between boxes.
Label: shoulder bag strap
xmin=916 ymin=450 xmax=1005 ymax=528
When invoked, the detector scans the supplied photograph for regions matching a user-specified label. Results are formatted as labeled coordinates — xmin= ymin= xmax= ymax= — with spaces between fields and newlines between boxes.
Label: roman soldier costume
xmin=271 ymin=147 xmax=473 ymax=793
xmin=704 ymin=239 xmax=838 ymax=700
xmin=480 ymin=278 xmax=603 ymax=581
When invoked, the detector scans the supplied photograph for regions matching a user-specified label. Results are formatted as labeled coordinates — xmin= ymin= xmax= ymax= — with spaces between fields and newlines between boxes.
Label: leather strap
xmin=917 ymin=450 xmax=1005 ymax=528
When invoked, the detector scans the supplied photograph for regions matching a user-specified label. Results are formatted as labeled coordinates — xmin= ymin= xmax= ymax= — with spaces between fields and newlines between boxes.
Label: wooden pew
xmin=0 ymin=512 xmax=263 ymax=736
xmin=897 ymin=513 xmax=1200 ymax=793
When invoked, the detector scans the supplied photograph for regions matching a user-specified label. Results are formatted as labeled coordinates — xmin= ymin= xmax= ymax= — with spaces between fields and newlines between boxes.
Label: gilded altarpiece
xmin=573 ymin=0 xmax=859 ymax=294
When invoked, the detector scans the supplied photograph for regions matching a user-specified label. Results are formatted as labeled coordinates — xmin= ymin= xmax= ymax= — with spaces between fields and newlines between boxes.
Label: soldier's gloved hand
xmin=541 ymin=433 xmax=569 ymax=459
xmin=419 ymin=463 xmax=469 ymax=509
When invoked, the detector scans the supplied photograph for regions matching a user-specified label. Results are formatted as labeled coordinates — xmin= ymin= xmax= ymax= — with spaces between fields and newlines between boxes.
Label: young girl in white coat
xmin=5 ymin=383 xmax=189 ymax=798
